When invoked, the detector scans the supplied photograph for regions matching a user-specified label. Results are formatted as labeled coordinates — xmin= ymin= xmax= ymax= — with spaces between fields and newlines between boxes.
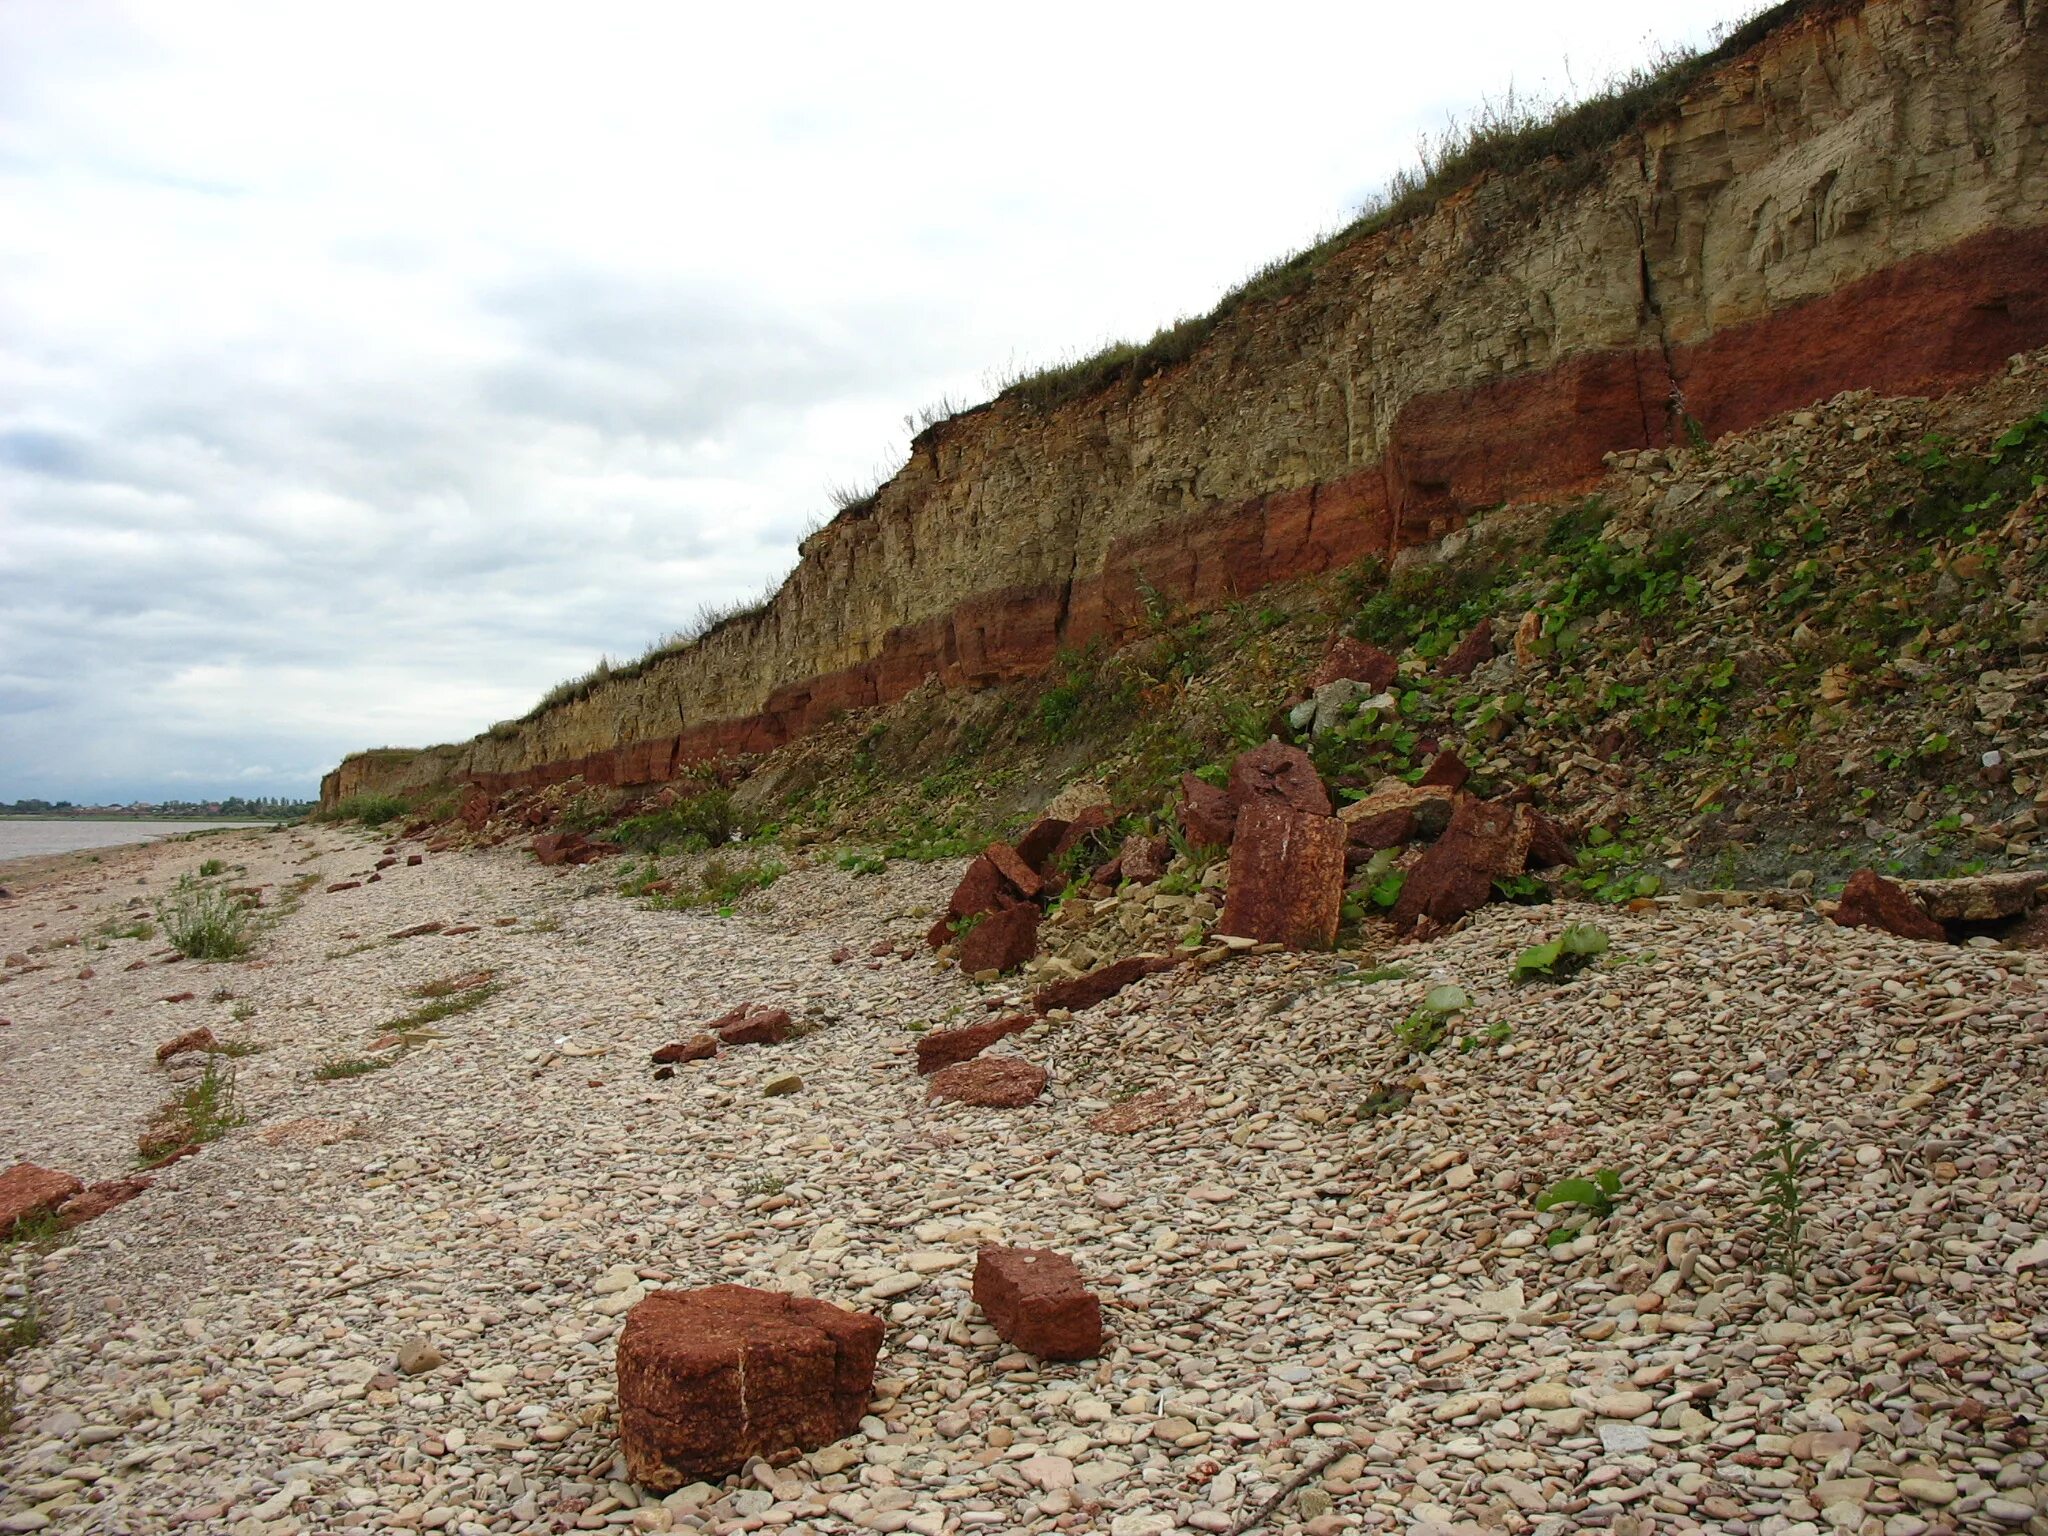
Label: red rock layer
xmin=456 ymin=224 xmax=2048 ymax=798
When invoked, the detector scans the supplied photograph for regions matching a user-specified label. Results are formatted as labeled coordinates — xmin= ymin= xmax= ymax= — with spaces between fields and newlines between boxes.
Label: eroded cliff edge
xmin=325 ymin=0 xmax=2048 ymax=807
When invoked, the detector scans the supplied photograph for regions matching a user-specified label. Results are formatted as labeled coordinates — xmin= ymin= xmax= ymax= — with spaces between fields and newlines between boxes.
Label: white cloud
xmin=0 ymin=0 xmax=1751 ymax=800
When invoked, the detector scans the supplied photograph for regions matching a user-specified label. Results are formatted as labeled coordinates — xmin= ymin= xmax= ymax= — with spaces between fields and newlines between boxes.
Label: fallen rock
xmin=1419 ymin=747 xmax=1472 ymax=791
xmin=1898 ymin=870 xmax=2047 ymax=923
xmin=617 ymin=1285 xmax=884 ymax=1489
xmin=55 ymin=1175 xmax=151 ymax=1230
xmin=1046 ymin=804 xmax=1112 ymax=868
xmin=1089 ymin=1088 xmax=1202 ymax=1135
xmin=927 ymin=1055 xmax=1047 ymax=1107
xmin=763 ymin=1074 xmax=803 ymax=1097
xmin=1176 ymin=772 xmax=1236 ymax=847
xmin=651 ymin=1035 xmax=719 ymax=1065
xmin=914 ymin=1014 xmax=1035 ymax=1075
xmin=973 ymin=1246 xmax=1103 ymax=1360
xmin=1833 ymin=868 xmax=1946 ymax=942
xmin=390 ymin=921 xmax=445 ymax=939
xmin=1045 ymin=780 xmax=1111 ymax=821
xmin=943 ymin=855 xmax=1014 ymax=925
xmin=1031 ymin=955 xmax=1176 ymax=1014
xmin=1218 ymin=802 xmax=1346 ymax=950
xmin=1116 ymin=833 xmax=1170 ymax=885
xmin=957 ymin=903 xmax=1040 ymax=976
xmin=325 ymin=881 xmax=360 ymax=893
xmin=530 ymin=832 xmax=617 ymax=867
xmin=1012 ymin=816 xmax=1070 ymax=875
xmin=405 ymin=854 xmax=423 ymax=867
xmin=1309 ymin=636 xmax=1399 ymax=691
xmin=0 ymin=1162 xmax=85 ymax=1239
xmin=1438 ymin=619 xmax=1496 ymax=678
xmin=1391 ymin=793 xmax=1533 ymax=932
xmin=983 ymin=842 xmax=1044 ymax=900
xmin=155 ymin=1026 xmax=218 ymax=1063
xmin=712 ymin=1006 xmax=793 ymax=1046
xmin=396 ymin=1337 xmax=445 ymax=1375
xmin=1227 ymin=741 xmax=1331 ymax=817
xmin=1339 ymin=782 xmax=1455 ymax=851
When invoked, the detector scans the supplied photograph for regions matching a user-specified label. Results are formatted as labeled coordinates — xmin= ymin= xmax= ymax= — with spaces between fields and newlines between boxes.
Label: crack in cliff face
xmin=1634 ymin=142 xmax=1689 ymax=445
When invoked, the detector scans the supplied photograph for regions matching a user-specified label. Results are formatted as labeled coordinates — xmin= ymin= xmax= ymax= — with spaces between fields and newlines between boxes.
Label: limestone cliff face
xmin=326 ymin=0 xmax=2048 ymax=806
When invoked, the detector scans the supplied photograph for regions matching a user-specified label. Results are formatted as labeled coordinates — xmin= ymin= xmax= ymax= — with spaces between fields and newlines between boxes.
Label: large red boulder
xmin=915 ymin=1014 xmax=1035 ymax=1075
xmin=927 ymin=1055 xmax=1047 ymax=1107
xmin=1218 ymin=802 xmax=1347 ymax=950
xmin=1031 ymin=955 xmax=1177 ymax=1015
xmin=1228 ymin=741 xmax=1331 ymax=817
xmin=1309 ymin=637 xmax=1399 ymax=691
xmin=1834 ymin=869 xmax=1946 ymax=942
xmin=957 ymin=903 xmax=1040 ymax=975
xmin=1 ymin=1162 xmax=84 ymax=1239
xmin=1390 ymin=794 xmax=1533 ymax=932
xmin=973 ymin=1246 xmax=1102 ymax=1360
xmin=1177 ymin=773 xmax=1236 ymax=847
xmin=617 ymin=1285 xmax=884 ymax=1490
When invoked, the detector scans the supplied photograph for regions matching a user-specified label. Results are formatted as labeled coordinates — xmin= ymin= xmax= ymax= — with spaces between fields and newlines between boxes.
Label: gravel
xmin=3 ymin=826 xmax=2046 ymax=1535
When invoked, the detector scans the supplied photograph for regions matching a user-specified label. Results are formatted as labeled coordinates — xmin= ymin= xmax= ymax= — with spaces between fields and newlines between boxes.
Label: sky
xmin=0 ymin=1 xmax=1757 ymax=803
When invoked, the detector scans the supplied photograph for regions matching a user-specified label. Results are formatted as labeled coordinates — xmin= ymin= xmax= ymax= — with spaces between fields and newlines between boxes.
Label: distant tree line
xmin=0 ymin=795 xmax=316 ymax=818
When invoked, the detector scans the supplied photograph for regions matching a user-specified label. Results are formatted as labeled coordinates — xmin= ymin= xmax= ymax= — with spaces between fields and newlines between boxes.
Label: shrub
xmin=138 ymin=1058 xmax=244 ymax=1166
xmin=613 ymin=790 xmax=750 ymax=854
xmin=316 ymin=792 xmax=410 ymax=828
xmin=155 ymin=876 xmax=253 ymax=961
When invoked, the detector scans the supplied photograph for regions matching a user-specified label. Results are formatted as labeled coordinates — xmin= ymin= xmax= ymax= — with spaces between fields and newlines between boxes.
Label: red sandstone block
xmin=712 ymin=1006 xmax=793 ymax=1046
xmin=651 ymin=1035 xmax=719 ymax=1065
xmin=914 ymin=1013 xmax=1035 ymax=1075
xmin=1834 ymin=868 xmax=1946 ymax=942
xmin=1390 ymin=794 xmax=1533 ymax=933
xmin=1217 ymin=802 xmax=1346 ymax=950
xmin=957 ymin=903 xmax=1039 ymax=975
xmin=1227 ymin=741 xmax=1331 ymax=817
xmin=1030 ymin=955 xmax=1176 ymax=1015
xmin=926 ymin=1055 xmax=1046 ymax=1107
xmin=973 ymin=1245 xmax=1102 ymax=1360
xmin=983 ymin=842 xmax=1044 ymax=899
xmin=617 ymin=1285 xmax=883 ymax=1489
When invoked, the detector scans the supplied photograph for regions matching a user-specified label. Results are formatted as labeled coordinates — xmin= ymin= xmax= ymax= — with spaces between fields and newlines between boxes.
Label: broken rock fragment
xmin=927 ymin=1055 xmax=1047 ymax=1108
xmin=711 ymin=1006 xmax=793 ymax=1046
xmin=1031 ymin=955 xmax=1176 ymax=1015
xmin=650 ymin=1035 xmax=719 ymax=1065
xmin=914 ymin=1013 xmax=1035 ymax=1075
xmin=1227 ymin=741 xmax=1332 ymax=817
xmin=155 ymin=1026 xmax=218 ymax=1064
xmin=617 ymin=1284 xmax=883 ymax=1490
xmin=973 ymin=1245 xmax=1103 ymax=1360
xmin=956 ymin=903 xmax=1040 ymax=976
xmin=1833 ymin=868 xmax=1946 ymax=942
xmin=1391 ymin=793 xmax=1533 ymax=933
xmin=1176 ymin=772 xmax=1236 ymax=847
xmin=1309 ymin=636 xmax=1399 ymax=692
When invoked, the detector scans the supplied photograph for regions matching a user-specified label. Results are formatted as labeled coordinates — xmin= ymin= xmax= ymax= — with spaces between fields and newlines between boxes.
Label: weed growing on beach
xmin=2 ymin=1211 xmax=62 ymax=1254
xmin=314 ymin=1055 xmax=393 ymax=1081
xmin=0 ymin=1293 xmax=44 ymax=1438
xmin=836 ymin=850 xmax=887 ymax=877
xmin=737 ymin=1173 xmax=786 ymax=1198
xmin=409 ymin=970 xmax=494 ymax=1001
xmin=198 ymin=858 xmax=227 ymax=877
xmin=389 ymin=982 xmax=501 ymax=1031
xmin=1513 ymin=923 xmax=1610 ymax=982
xmin=1394 ymin=984 xmax=1469 ymax=1054
xmin=614 ymin=789 xmax=753 ymax=853
xmin=647 ymin=856 xmax=786 ymax=913
xmin=138 ymin=1058 xmax=244 ymax=1166
xmin=155 ymin=875 xmax=253 ymax=961
xmin=1751 ymin=1116 xmax=1818 ymax=1278
xmin=1535 ymin=1168 xmax=1625 ymax=1246
xmin=211 ymin=1039 xmax=265 ymax=1058
xmin=230 ymin=1001 xmax=256 ymax=1022
xmin=526 ymin=915 xmax=563 ymax=933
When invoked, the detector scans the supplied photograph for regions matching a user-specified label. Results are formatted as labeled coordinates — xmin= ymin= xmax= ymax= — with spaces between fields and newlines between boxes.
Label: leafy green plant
xmin=1395 ymin=983 xmax=1469 ymax=1053
xmin=1513 ymin=922 xmax=1610 ymax=981
xmin=1459 ymin=1021 xmax=1514 ymax=1053
xmin=1534 ymin=1168 xmax=1624 ymax=1245
xmin=138 ymin=1058 xmax=244 ymax=1166
xmin=837 ymin=850 xmax=887 ymax=876
xmin=155 ymin=875 xmax=253 ymax=961
xmin=613 ymin=789 xmax=752 ymax=853
xmin=649 ymin=855 xmax=787 ymax=912
xmin=197 ymin=858 xmax=227 ymax=877
xmin=1751 ymin=1116 xmax=1818 ymax=1278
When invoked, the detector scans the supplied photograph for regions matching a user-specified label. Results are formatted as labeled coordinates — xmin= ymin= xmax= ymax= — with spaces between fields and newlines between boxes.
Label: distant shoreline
xmin=0 ymin=814 xmax=297 ymax=824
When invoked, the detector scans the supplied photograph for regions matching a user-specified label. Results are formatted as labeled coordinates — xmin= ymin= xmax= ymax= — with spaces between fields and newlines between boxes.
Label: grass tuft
xmin=155 ymin=876 xmax=253 ymax=962
xmin=314 ymin=1055 xmax=393 ymax=1081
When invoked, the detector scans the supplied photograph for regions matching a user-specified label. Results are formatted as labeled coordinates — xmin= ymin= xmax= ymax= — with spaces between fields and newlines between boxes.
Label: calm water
xmin=0 ymin=819 xmax=261 ymax=862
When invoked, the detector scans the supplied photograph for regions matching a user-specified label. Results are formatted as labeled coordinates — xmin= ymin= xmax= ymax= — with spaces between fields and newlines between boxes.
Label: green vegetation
xmin=315 ymin=792 xmax=410 ymax=828
xmin=836 ymin=850 xmax=887 ymax=876
xmin=613 ymin=789 xmax=752 ymax=854
xmin=1394 ymin=983 xmax=1469 ymax=1054
xmin=155 ymin=875 xmax=254 ymax=961
xmin=314 ymin=1055 xmax=394 ymax=1081
xmin=388 ymin=982 xmax=502 ymax=1031
xmin=138 ymin=1059 xmax=244 ymax=1167
xmin=1513 ymin=923 xmax=1611 ymax=981
xmin=1751 ymin=1116 xmax=1818 ymax=1278
xmin=646 ymin=855 xmax=787 ymax=913
xmin=1535 ymin=1168 xmax=1625 ymax=1245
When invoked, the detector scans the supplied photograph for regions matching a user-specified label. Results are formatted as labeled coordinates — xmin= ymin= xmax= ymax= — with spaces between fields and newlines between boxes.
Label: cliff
xmin=324 ymin=0 xmax=2048 ymax=808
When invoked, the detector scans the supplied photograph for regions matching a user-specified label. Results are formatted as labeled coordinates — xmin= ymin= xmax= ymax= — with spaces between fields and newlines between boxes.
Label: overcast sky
xmin=0 ymin=1 xmax=1755 ymax=802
